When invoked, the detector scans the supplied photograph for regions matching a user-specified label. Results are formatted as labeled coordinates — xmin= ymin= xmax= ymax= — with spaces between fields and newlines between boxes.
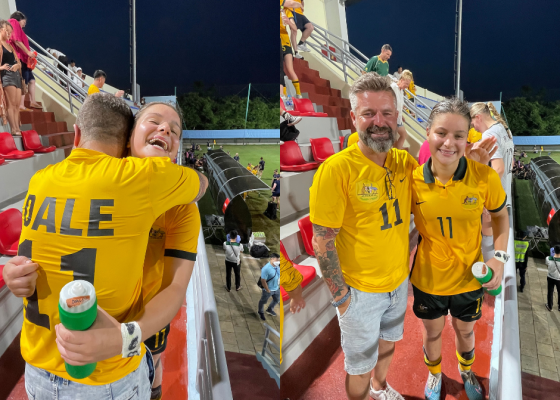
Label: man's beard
xmin=358 ymin=125 xmax=395 ymax=153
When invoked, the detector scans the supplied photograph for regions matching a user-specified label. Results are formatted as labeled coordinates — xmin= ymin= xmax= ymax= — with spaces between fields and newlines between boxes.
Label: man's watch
xmin=494 ymin=250 xmax=510 ymax=264
xmin=331 ymin=287 xmax=351 ymax=307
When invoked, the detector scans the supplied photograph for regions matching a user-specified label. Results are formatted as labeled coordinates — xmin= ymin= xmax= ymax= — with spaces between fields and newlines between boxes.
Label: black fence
xmin=530 ymin=156 xmax=560 ymax=245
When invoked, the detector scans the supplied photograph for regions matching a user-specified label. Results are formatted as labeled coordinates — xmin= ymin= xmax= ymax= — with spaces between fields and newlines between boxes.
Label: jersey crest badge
xmin=356 ymin=180 xmax=379 ymax=203
xmin=462 ymin=194 xmax=479 ymax=210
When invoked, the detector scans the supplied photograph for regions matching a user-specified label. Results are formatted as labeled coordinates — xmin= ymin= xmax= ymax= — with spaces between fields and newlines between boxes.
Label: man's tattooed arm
xmin=312 ymin=223 xmax=347 ymax=300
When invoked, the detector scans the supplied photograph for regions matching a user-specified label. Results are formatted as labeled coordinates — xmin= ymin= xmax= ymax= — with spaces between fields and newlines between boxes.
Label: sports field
xmin=193 ymin=144 xmax=279 ymax=254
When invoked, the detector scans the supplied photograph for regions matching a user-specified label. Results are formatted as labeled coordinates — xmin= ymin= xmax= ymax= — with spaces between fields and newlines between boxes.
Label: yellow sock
xmin=457 ymin=349 xmax=475 ymax=372
xmin=424 ymin=353 xmax=442 ymax=375
xmin=292 ymin=80 xmax=301 ymax=95
xmin=283 ymin=86 xmax=287 ymax=96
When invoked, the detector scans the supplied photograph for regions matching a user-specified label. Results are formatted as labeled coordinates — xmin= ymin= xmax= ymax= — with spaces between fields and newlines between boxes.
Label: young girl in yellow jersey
xmin=410 ymin=98 xmax=509 ymax=400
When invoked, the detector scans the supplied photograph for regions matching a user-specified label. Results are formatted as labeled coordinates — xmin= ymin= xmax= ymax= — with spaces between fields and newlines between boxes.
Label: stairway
xmin=293 ymin=58 xmax=354 ymax=131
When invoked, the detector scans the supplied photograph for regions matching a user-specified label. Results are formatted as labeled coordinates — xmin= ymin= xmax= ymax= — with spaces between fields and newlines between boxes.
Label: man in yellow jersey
xmin=87 ymin=69 xmax=124 ymax=97
xmin=280 ymin=2 xmax=303 ymax=99
xmin=11 ymin=94 xmax=207 ymax=398
xmin=310 ymin=73 xmax=414 ymax=400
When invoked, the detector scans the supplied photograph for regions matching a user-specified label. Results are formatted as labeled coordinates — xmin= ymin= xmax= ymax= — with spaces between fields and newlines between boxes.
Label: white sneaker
xmin=370 ymin=380 xmax=404 ymax=400
xmin=294 ymin=52 xmax=304 ymax=59
xmin=282 ymin=112 xmax=302 ymax=126
xmin=298 ymin=42 xmax=310 ymax=52
xmin=295 ymin=94 xmax=303 ymax=99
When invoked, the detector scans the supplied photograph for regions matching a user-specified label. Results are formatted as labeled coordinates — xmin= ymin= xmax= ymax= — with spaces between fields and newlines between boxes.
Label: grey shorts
xmin=337 ymin=277 xmax=408 ymax=375
xmin=2 ymin=70 xmax=21 ymax=89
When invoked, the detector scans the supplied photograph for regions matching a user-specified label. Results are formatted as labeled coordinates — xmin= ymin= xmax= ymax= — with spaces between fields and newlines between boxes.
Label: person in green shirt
xmin=363 ymin=44 xmax=392 ymax=76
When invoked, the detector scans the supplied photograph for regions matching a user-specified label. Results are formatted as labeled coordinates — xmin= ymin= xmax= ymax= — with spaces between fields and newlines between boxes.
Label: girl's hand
xmin=0 ymin=63 xmax=11 ymax=71
xmin=9 ymin=63 xmax=20 ymax=72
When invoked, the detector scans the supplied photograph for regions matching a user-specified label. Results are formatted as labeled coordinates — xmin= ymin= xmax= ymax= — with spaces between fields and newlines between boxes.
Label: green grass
xmin=194 ymin=144 xmax=279 ymax=253
xmin=517 ymin=151 xmax=560 ymax=164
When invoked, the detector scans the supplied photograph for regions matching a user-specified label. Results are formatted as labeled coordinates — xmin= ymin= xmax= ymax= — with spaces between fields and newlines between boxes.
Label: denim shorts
xmin=337 ymin=277 xmax=408 ymax=375
xmin=24 ymin=351 xmax=153 ymax=400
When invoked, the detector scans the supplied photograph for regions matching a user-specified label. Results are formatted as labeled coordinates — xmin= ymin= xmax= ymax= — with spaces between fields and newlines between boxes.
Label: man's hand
xmin=335 ymin=287 xmax=351 ymax=315
xmin=3 ymin=256 xmax=38 ymax=297
xmin=465 ymin=136 xmax=497 ymax=165
xmin=115 ymin=90 xmax=125 ymax=98
xmin=55 ymin=306 xmax=122 ymax=366
xmin=482 ymin=259 xmax=504 ymax=291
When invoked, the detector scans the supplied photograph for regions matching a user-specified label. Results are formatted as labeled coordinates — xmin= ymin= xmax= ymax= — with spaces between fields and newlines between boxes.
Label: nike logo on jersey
xmin=400 ymin=176 xmax=407 ymax=183
xmin=416 ymin=201 xmax=426 ymax=205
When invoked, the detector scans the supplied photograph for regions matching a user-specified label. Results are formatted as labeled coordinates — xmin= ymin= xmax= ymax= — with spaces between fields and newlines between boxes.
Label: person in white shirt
xmin=393 ymin=66 xmax=403 ymax=81
xmin=46 ymin=47 xmax=69 ymax=80
xmin=546 ymin=245 xmax=560 ymax=311
xmin=72 ymin=67 xmax=85 ymax=88
xmin=391 ymin=69 xmax=413 ymax=149
xmin=223 ymin=229 xmax=242 ymax=292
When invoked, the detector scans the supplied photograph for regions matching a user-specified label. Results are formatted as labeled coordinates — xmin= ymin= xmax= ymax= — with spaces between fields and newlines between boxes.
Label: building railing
xmin=256 ymin=323 xmax=280 ymax=387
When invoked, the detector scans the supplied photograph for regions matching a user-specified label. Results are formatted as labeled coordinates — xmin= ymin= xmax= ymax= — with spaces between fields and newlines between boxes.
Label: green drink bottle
xmin=472 ymin=262 xmax=502 ymax=296
xmin=58 ymin=280 xmax=98 ymax=379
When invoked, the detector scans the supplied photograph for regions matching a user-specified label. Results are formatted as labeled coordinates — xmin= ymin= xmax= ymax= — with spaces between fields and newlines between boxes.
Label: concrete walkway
xmin=205 ymin=244 xmax=280 ymax=356
xmin=518 ymin=256 xmax=560 ymax=381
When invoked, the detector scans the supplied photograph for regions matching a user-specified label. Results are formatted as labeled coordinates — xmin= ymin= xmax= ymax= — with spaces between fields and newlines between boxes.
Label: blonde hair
xmin=400 ymin=69 xmax=413 ymax=81
xmin=470 ymin=102 xmax=512 ymax=139
xmin=349 ymin=72 xmax=396 ymax=111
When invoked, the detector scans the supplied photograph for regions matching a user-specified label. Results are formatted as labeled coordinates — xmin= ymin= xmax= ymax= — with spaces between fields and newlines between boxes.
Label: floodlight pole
xmin=244 ymin=83 xmax=251 ymax=145
xmin=454 ymin=0 xmax=463 ymax=98
xmin=130 ymin=0 xmax=137 ymax=102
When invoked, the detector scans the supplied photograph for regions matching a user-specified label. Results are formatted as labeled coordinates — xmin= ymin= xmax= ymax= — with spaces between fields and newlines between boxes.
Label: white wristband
xmin=121 ymin=322 xmax=142 ymax=358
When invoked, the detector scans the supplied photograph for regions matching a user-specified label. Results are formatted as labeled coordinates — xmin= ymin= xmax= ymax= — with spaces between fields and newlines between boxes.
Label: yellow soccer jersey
xmin=280 ymin=10 xmax=291 ymax=47
xmin=18 ymin=149 xmax=200 ymax=385
xmin=468 ymin=128 xmax=482 ymax=144
xmin=309 ymin=145 xmax=418 ymax=293
xmin=143 ymin=204 xmax=200 ymax=305
xmin=410 ymin=157 xmax=506 ymax=296
xmin=287 ymin=0 xmax=303 ymax=15
xmin=347 ymin=132 xmax=359 ymax=148
xmin=87 ymin=84 xmax=100 ymax=96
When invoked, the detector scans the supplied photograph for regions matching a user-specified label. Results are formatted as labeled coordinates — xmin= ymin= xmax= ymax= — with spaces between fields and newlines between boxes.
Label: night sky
xmin=346 ymin=0 xmax=560 ymax=101
xmin=15 ymin=0 xmax=277 ymax=96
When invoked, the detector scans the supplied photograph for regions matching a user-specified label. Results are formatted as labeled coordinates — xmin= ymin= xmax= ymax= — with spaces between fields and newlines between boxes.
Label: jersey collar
xmin=423 ymin=156 xmax=467 ymax=184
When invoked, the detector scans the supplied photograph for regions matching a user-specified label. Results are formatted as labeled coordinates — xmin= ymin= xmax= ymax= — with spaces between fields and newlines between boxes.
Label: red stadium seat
xmin=0 ymin=156 xmax=5 ymax=165
xmin=0 ymin=265 xmax=4 ymax=288
xmin=21 ymin=130 xmax=56 ymax=153
xmin=0 ymin=209 xmax=22 ymax=256
xmin=280 ymin=241 xmax=317 ymax=301
xmin=339 ymin=136 xmax=344 ymax=151
xmin=280 ymin=141 xmax=320 ymax=172
xmin=297 ymin=215 xmax=315 ymax=257
xmin=292 ymin=98 xmax=328 ymax=117
xmin=309 ymin=137 xmax=335 ymax=163
xmin=0 ymin=132 xmax=34 ymax=159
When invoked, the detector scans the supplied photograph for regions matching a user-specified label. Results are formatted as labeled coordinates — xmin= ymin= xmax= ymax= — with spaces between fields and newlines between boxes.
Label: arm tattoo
xmin=192 ymin=171 xmax=208 ymax=203
xmin=312 ymin=223 xmax=346 ymax=298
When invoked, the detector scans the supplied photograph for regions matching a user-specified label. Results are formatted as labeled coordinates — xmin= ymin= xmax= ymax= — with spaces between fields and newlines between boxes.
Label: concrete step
xmin=281 ymin=169 xmax=316 ymax=222
xmin=0 ymin=149 xmax=65 ymax=203
xmin=291 ymin=116 xmax=341 ymax=144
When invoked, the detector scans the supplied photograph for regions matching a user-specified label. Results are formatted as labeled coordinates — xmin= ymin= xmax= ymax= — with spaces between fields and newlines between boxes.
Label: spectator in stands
xmin=0 ymin=20 xmax=23 ymax=136
xmin=546 ymin=245 xmax=560 ymax=312
xmin=72 ymin=66 xmax=85 ymax=88
xmin=393 ymin=66 xmax=403 ymax=80
xmin=281 ymin=9 xmax=303 ymax=99
xmin=284 ymin=0 xmax=313 ymax=55
xmin=257 ymin=156 xmax=265 ymax=178
xmin=224 ymin=229 xmax=243 ymax=292
xmin=87 ymin=69 xmax=124 ymax=97
xmin=418 ymin=139 xmax=431 ymax=165
xmin=271 ymin=175 xmax=280 ymax=207
xmin=69 ymin=59 xmax=77 ymax=74
xmin=233 ymin=152 xmax=240 ymax=162
xmin=46 ymin=47 xmax=69 ymax=80
xmin=7 ymin=12 xmax=40 ymax=110
xmin=363 ymin=44 xmax=392 ymax=76
xmin=281 ymin=3 xmax=301 ymax=58
xmin=411 ymin=98 xmax=508 ymax=400
xmin=258 ymin=253 xmax=281 ymax=320
xmin=470 ymin=102 xmax=514 ymax=261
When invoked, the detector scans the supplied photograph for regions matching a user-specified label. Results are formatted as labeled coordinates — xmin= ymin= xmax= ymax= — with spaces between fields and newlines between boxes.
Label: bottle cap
xmin=472 ymin=262 xmax=489 ymax=279
xmin=59 ymin=280 xmax=96 ymax=314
